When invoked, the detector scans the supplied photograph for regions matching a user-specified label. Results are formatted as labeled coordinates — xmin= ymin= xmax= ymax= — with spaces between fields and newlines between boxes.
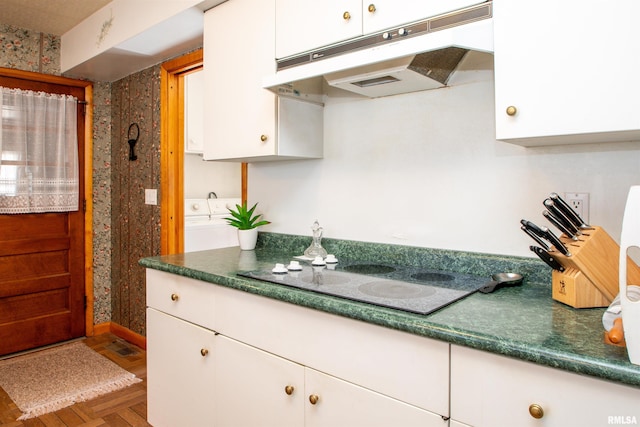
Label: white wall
xmin=249 ymin=53 xmax=640 ymax=258
xmin=184 ymin=154 xmax=242 ymax=199
xmin=184 ymin=70 xmax=242 ymax=200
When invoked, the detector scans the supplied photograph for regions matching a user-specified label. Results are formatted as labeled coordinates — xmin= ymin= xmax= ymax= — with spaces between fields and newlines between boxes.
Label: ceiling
xmin=0 ymin=0 xmax=112 ymax=36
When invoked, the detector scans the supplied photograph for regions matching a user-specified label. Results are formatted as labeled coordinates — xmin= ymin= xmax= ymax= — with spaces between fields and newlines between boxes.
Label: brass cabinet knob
xmin=528 ymin=403 xmax=544 ymax=419
xmin=200 ymin=348 xmax=209 ymax=357
xmin=308 ymin=394 xmax=319 ymax=405
xmin=368 ymin=4 xmax=376 ymax=13
xmin=170 ymin=293 xmax=179 ymax=301
xmin=260 ymin=134 xmax=268 ymax=142
xmin=506 ymin=105 xmax=517 ymax=116
xmin=343 ymin=11 xmax=351 ymax=20
xmin=284 ymin=385 xmax=294 ymax=395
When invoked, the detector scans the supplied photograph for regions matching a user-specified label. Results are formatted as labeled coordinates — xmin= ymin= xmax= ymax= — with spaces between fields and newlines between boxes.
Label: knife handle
xmin=544 ymin=227 xmax=571 ymax=256
xmin=550 ymin=192 xmax=590 ymax=228
xmin=521 ymin=226 xmax=551 ymax=250
xmin=542 ymin=209 xmax=578 ymax=240
xmin=543 ymin=199 xmax=581 ymax=237
xmin=520 ymin=219 xmax=547 ymax=238
xmin=530 ymin=245 xmax=565 ymax=272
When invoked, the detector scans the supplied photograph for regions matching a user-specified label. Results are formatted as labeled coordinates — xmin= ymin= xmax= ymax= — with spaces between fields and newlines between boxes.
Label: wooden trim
xmin=0 ymin=67 xmax=94 ymax=339
xmin=83 ymin=84 xmax=95 ymax=337
xmin=92 ymin=322 xmax=111 ymax=336
xmin=159 ymin=49 xmax=248 ymax=255
xmin=92 ymin=322 xmax=147 ymax=350
xmin=160 ymin=50 xmax=203 ymax=255
xmin=242 ymin=163 xmax=248 ymax=204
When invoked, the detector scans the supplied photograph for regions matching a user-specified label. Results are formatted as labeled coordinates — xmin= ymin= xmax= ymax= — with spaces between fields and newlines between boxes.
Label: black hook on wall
xmin=127 ymin=123 xmax=140 ymax=161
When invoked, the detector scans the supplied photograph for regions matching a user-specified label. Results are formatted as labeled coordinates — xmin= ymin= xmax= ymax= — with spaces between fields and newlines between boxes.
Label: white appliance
xmin=619 ymin=186 xmax=640 ymax=365
xmin=184 ymin=198 xmax=240 ymax=252
xmin=264 ymin=2 xmax=493 ymax=98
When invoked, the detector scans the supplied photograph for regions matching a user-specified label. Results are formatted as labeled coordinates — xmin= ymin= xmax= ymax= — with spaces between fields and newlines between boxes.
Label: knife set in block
xmin=550 ymin=226 xmax=640 ymax=309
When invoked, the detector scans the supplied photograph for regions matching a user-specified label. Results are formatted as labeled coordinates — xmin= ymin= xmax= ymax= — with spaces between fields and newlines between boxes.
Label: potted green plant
xmin=225 ymin=202 xmax=270 ymax=250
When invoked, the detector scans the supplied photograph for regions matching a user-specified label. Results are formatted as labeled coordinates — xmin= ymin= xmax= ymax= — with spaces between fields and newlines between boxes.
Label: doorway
xmin=0 ymin=68 xmax=93 ymax=355
xmin=160 ymin=49 xmax=247 ymax=255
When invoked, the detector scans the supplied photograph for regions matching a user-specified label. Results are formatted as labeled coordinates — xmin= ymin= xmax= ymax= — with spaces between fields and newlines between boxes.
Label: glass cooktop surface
xmin=238 ymin=262 xmax=487 ymax=315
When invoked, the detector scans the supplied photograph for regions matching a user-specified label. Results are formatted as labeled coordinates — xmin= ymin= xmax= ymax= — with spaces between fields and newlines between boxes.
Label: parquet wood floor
xmin=0 ymin=334 xmax=150 ymax=426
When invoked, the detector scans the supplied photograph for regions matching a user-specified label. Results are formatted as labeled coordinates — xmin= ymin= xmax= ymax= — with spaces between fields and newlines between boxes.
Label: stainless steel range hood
xmin=264 ymin=2 xmax=493 ymax=100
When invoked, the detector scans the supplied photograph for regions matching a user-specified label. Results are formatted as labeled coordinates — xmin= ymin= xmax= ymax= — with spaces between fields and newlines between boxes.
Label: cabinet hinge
xmin=84 ymin=295 xmax=88 ymax=310
xmin=83 ymin=199 xmax=87 ymax=212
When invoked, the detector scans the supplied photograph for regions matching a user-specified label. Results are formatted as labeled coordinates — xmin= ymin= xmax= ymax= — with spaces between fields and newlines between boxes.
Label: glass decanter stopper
xmin=304 ymin=220 xmax=328 ymax=259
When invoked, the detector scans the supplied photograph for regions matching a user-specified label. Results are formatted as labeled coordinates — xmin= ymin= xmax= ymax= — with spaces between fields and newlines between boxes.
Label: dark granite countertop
xmin=139 ymin=233 xmax=640 ymax=389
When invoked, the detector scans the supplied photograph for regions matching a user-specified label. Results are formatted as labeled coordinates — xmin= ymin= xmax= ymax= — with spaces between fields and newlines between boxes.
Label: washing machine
xmin=184 ymin=198 xmax=240 ymax=252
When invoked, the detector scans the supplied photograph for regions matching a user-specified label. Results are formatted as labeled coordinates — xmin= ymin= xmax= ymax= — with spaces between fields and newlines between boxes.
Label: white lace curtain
xmin=0 ymin=86 xmax=79 ymax=214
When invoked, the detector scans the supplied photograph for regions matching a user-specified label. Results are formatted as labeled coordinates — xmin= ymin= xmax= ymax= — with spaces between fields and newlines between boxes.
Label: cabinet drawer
xmin=451 ymin=344 xmax=640 ymax=427
xmin=146 ymin=269 xmax=217 ymax=331
xmin=214 ymin=285 xmax=450 ymax=417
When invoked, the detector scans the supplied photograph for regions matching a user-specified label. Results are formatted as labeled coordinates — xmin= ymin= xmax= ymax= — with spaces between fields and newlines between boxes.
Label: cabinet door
xmin=203 ymin=0 xmax=277 ymax=160
xmin=363 ymin=0 xmax=484 ymax=34
xmin=494 ymin=0 xmax=640 ymax=145
xmin=146 ymin=308 xmax=217 ymax=427
xmin=305 ymin=367 xmax=445 ymax=427
xmin=451 ymin=345 xmax=640 ymax=427
xmin=275 ymin=0 xmax=362 ymax=59
xmin=214 ymin=335 xmax=305 ymax=427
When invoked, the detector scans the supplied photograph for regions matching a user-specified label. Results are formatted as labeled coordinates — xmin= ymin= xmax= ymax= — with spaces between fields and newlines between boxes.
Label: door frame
xmin=160 ymin=49 xmax=247 ymax=255
xmin=0 ymin=67 xmax=94 ymax=336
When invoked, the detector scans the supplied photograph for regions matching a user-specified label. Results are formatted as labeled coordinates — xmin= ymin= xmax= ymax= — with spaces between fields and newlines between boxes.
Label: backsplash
xmin=257 ymin=232 xmax=550 ymax=285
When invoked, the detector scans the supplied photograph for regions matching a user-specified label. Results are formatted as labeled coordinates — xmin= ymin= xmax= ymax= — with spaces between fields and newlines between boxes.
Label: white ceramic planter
xmin=238 ymin=228 xmax=258 ymax=251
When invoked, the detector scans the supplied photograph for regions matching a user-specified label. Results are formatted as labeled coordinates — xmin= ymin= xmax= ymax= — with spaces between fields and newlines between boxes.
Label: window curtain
xmin=0 ymin=87 xmax=79 ymax=214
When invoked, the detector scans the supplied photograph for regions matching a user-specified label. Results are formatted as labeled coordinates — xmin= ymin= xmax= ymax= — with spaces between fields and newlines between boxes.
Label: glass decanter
xmin=304 ymin=220 xmax=327 ymax=259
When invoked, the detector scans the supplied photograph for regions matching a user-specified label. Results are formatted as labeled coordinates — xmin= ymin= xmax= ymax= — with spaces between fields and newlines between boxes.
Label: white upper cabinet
xmin=203 ymin=0 xmax=323 ymax=162
xmin=275 ymin=0 xmax=486 ymax=59
xmin=275 ymin=0 xmax=362 ymax=59
xmin=494 ymin=0 xmax=640 ymax=146
xmin=362 ymin=0 xmax=485 ymax=34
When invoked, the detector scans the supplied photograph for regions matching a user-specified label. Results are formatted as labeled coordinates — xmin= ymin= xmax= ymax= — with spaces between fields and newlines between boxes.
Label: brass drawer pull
xmin=284 ymin=385 xmax=294 ymax=395
xmin=309 ymin=394 xmax=319 ymax=405
xmin=170 ymin=293 xmax=179 ymax=301
xmin=343 ymin=11 xmax=351 ymax=20
xmin=200 ymin=348 xmax=209 ymax=357
xmin=529 ymin=403 xmax=544 ymax=419
xmin=506 ymin=105 xmax=517 ymax=116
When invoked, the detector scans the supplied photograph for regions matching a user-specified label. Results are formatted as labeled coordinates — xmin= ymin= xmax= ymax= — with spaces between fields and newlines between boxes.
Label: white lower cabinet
xmin=146 ymin=269 xmax=449 ymax=426
xmin=146 ymin=308 xmax=217 ymax=427
xmin=214 ymin=334 xmax=443 ymax=427
xmin=450 ymin=344 xmax=640 ymax=427
xmin=213 ymin=335 xmax=304 ymax=427
xmin=147 ymin=269 xmax=640 ymax=427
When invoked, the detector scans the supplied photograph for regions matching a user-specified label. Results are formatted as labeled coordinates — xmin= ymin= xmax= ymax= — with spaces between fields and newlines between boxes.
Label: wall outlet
xmin=145 ymin=189 xmax=158 ymax=205
xmin=564 ymin=192 xmax=589 ymax=223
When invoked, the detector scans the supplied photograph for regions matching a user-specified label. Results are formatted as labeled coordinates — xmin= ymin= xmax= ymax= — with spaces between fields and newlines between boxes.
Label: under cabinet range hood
xmin=264 ymin=2 xmax=493 ymax=99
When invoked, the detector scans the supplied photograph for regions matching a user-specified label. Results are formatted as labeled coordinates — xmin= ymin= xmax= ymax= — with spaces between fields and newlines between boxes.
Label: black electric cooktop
xmin=238 ymin=261 xmax=487 ymax=315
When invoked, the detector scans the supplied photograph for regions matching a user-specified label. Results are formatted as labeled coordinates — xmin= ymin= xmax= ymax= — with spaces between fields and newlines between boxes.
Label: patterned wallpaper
xmin=110 ymin=67 xmax=162 ymax=336
xmin=0 ymin=25 xmax=59 ymax=74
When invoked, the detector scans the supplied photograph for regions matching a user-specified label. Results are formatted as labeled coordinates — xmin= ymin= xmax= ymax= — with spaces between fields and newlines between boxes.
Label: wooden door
xmin=0 ymin=74 xmax=86 ymax=356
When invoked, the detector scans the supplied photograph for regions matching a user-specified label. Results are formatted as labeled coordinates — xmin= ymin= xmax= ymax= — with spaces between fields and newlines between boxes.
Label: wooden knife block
xmin=550 ymin=226 xmax=640 ymax=308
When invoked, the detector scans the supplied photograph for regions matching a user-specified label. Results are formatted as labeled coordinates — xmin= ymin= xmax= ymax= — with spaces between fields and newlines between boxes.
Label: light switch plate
xmin=145 ymin=189 xmax=158 ymax=205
